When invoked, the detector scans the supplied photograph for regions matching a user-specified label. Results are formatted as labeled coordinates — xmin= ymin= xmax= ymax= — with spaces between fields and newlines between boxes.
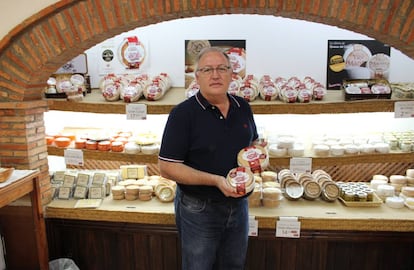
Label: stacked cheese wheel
xmin=238 ymin=75 xmax=260 ymax=102
xmin=143 ymin=73 xmax=172 ymax=101
xmin=226 ymin=166 xmax=255 ymax=195
xmin=258 ymin=75 xmax=279 ymax=101
xmin=237 ymin=145 xmax=269 ymax=174
xmin=100 ymin=73 xmax=171 ymax=102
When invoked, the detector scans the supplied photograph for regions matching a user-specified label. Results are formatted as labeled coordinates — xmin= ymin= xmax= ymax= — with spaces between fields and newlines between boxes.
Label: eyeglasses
xmin=196 ymin=65 xmax=231 ymax=76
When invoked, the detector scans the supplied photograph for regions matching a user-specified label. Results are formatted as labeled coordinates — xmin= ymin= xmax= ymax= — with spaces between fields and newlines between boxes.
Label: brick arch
xmin=0 ymin=0 xmax=413 ymax=102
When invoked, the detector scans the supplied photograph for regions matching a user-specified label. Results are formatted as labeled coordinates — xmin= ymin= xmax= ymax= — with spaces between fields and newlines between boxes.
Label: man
xmin=158 ymin=47 xmax=258 ymax=270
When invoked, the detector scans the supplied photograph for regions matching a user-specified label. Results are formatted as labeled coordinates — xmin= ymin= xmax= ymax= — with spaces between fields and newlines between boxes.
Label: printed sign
xmin=327 ymin=40 xmax=391 ymax=89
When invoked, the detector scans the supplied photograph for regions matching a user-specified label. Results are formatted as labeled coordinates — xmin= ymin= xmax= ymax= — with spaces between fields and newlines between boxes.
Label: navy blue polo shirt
xmin=159 ymin=91 xmax=258 ymax=200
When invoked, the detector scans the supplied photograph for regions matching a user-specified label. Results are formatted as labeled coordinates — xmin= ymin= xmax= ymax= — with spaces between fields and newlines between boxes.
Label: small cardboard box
xmin=342 ymin=79 xmax=392 ymax=101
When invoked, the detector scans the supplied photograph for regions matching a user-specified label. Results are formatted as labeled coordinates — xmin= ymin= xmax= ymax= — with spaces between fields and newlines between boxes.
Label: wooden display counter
xmin=0 ymin=170 xmax=49 ymax=270
xmin=45 ymin=196 xmax=414 ymax=270
xmin=46 ymin=195 xmax=414 ymax=232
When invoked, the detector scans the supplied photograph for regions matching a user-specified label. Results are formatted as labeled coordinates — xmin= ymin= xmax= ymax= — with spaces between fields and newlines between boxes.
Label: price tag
xmin=248 ymin=215 xmax=258 ymax=237
xmin=126 ymin=104 xmax=147 ymax=120
xmin=276 ymin=217 xmax=301 ymax=238
xmin=394 ymin=101 xmax=414 ymax=118
xmin=289 ymin=157 xmax=312 ymax=174
xmin=64 ymin=149 xmax=84 ymax=166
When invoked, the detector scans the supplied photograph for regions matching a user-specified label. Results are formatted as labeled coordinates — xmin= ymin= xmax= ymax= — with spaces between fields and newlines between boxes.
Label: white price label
xmin=394 ymin=101 xmax=414 ymax=118
xmin=248 ymin=215 xmax=258 ymax=237
xmin=276 ymin=217 xmax=301 ymax=238
xmin=126 ymin=104 xmax=147 ymax=120
xmin=64 ymin=149 xmax=84 ymax=166
xmin=289 ymin=157 xmax=312 ymax=174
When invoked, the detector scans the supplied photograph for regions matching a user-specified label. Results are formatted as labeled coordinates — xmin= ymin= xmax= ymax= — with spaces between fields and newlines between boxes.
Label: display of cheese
xmin=143 ymin=73 xmax=172 ymax=101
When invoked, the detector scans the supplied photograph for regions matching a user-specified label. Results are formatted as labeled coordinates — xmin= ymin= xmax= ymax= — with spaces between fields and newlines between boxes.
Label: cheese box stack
xmin=237 ymin=145 xmax=269 ymax=174
xmin=226 ymin=166 xmax=255 ymax=195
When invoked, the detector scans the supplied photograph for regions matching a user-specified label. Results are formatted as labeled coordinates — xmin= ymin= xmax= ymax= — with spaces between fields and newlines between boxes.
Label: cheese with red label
xmin=237 ymin=145 xmax=269 ymax=174
xmin=226 ymin=166 xmax=254 ymax=195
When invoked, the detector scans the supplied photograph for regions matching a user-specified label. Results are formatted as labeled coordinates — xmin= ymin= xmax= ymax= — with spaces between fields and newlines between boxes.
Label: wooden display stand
xmin=0 ymin=170 xmax=49 ymax=270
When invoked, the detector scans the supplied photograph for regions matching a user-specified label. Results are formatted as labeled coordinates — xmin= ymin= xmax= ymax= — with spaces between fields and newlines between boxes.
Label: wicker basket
xmin=0 ymin=167 xmax=14 ymax=183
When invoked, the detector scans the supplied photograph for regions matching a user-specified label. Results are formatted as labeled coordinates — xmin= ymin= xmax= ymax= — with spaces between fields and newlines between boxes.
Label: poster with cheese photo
xmin=326 ymin=40 xmax=391 ymax=89
xmin=184 ymin=40 xmax=246 ymax=89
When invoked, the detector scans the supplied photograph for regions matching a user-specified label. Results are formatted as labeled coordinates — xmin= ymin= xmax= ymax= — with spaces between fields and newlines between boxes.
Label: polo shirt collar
xmin=195 ymin=91 xmax=241 ymax=110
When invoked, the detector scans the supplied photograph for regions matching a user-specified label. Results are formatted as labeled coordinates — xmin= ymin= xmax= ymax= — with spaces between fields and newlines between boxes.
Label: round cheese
xmin=284 ymin=181 xmax=303 ymax=200
xmin=226 ymin=166 xmax=254 ymax=195
xmin=237 ymin=145 xmax=269 ymax=174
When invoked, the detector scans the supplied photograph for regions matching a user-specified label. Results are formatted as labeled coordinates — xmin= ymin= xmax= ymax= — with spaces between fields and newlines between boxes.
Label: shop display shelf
xmin=47 ymin=145 xmax=413 ymax=166
xmin=46 ymin=88 xmax=411 ymax=115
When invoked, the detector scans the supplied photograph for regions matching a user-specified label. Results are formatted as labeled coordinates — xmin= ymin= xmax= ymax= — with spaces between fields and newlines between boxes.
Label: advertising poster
xmin=55 ymin=54 xmax=88 ymax=74
xmin=326 ymin=40 xmax=391 ymax=89
xmin=98 ymin=35 xmax=148 ymax=76
xmin=185 ymin=40 xmax=246 ymax=88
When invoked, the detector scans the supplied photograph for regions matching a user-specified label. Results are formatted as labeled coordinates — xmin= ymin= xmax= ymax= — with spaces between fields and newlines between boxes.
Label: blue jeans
xmin=175 ymin=186 xmax=249 ymax=270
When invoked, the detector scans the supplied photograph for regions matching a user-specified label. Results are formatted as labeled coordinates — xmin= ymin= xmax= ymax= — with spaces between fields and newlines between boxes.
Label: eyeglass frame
xmin=196 ymin=65 xmax=232 ymax=76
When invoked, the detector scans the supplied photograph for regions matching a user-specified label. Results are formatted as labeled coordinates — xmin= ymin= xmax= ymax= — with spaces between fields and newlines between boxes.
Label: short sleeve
xmin=158 ymin=105 xmax=191 ymax=162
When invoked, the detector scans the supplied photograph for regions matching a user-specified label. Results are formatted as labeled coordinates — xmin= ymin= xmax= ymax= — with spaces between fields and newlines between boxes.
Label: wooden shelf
xmin=47 ymin=146 xmax=413 ymax=166
xmin=46 ymin=89 xmax=413 ymax=168
xmin=47 ymin=146 xmax=158 ymax=163
xmin=0 ymin=170 xmax=49 ymax=270
xmin=267 ymin=152 xmax=414 ymax=167
xmin=46 ymin=88 xmax=411 ymax=115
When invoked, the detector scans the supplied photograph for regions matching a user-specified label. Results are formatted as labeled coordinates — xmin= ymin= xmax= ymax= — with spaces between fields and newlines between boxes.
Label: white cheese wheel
xmin=401 ymin=186 xmax=414 ymax=197
xmin=374 ymin=142 xmax=390 ymax=153
xmin=390 ymin=175 xmax=407 ymax=185
xmin=376 ymin=184 xmax=395 ymax=198
xmin=313 ymin=144 xmax=330 ymax=157
xmin=405 ymin=197 xmax=414 ymax=210
xmin=385 ymin=196 xmax=405 ymax=208
xmin=261 ymin=171 xmax=278 ymax=182
xmin=262 ymin=187 xmax=282 ymax=200
xmin=141 ymin=144 xmax=159 ymax=155
xmin=330 ymin=145 xmax=345 ymax=156
xmin=407 ymin=169 xmax=414 ymax=178
xmin=277 ymin=136 xmax=295 ymax=149
xmin=268 ymin=144 xmax=287 ymax=157
xmin=359 ymin=144 xmax=376 ymax=154
xmin=344 ymin=144 xmax=359 ymax=155
xmin=249 ymin=186 xmax=262 ymax=200
xmin=262 ymin=181 xmax=280 ymax=189
xmin=373 ymin=174 xmax=389 ymax=181
xmin=370 ymin=179 xmax=388 ymax=190
xmin=124 ymin=142 xmax=141 ymax=154
xmin=288 ymin=144 xmax=305 ymax=157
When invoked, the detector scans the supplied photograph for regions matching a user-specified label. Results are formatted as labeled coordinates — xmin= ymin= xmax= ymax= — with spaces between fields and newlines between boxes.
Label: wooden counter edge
xmin=45 ymin=206 xmax=414 ymax=232
xmin=45 ymin=206 xmax=176 ymax=225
